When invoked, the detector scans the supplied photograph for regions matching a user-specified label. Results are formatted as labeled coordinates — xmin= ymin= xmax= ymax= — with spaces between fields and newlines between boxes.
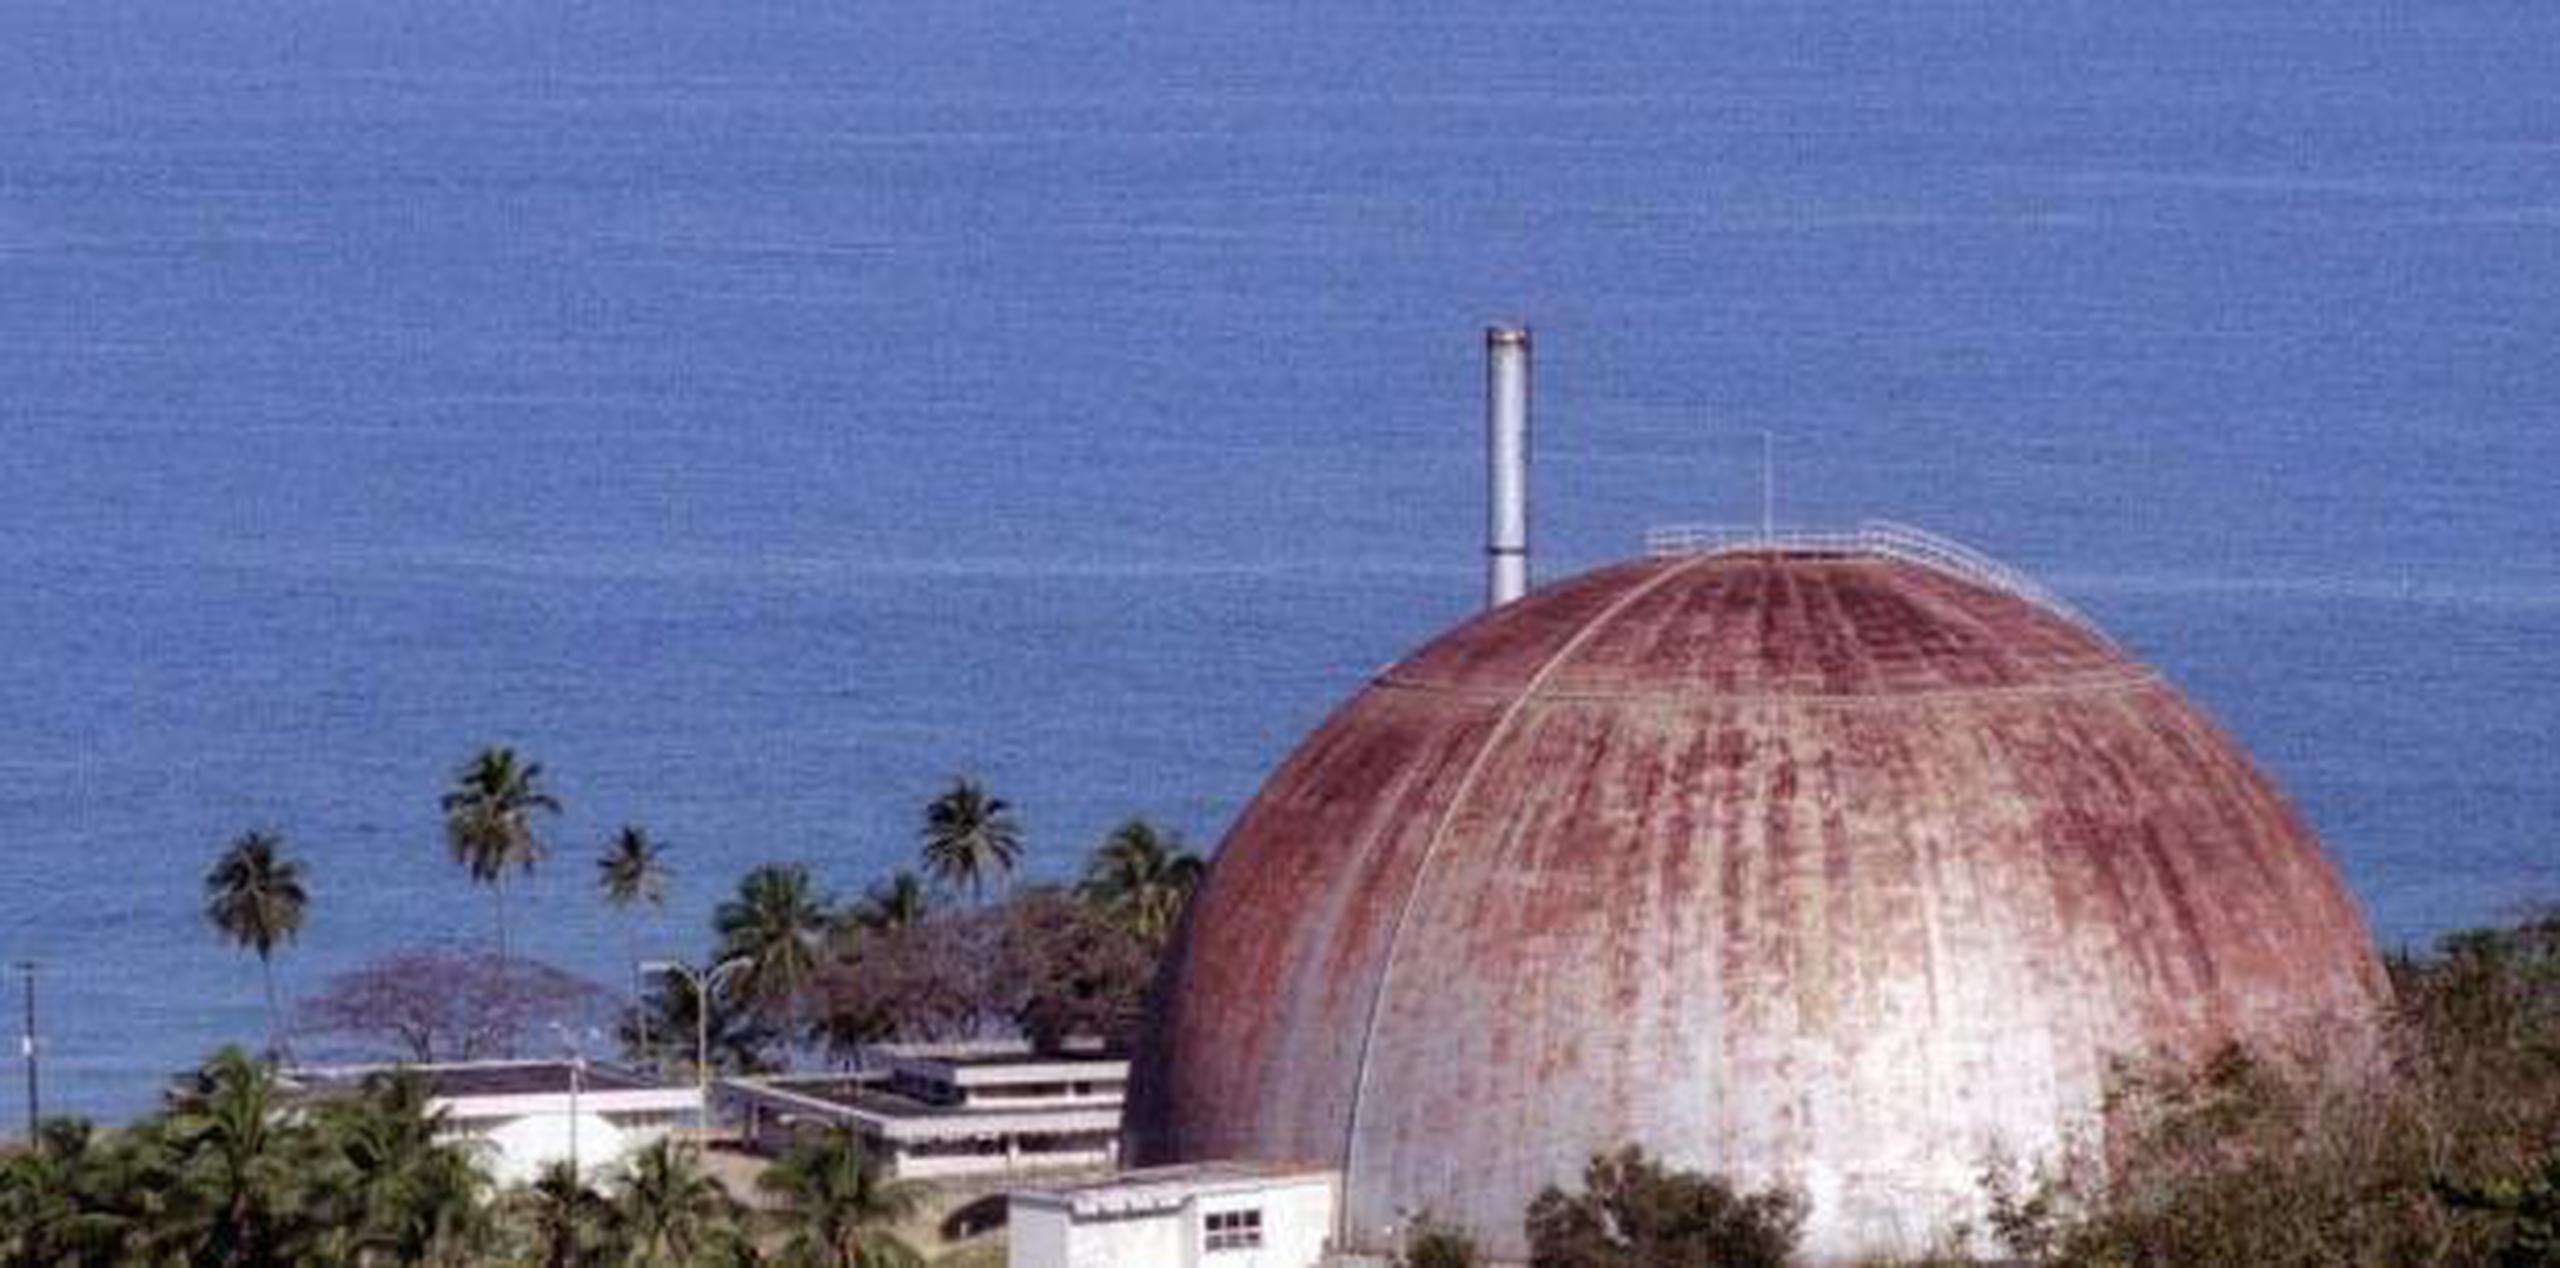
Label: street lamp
xmin=548 ymin=1022 xmax=593 ymax=1180
xmin=639 ymin=960 xmax=712 ymax=1145
xmin=14 ymin=961 xmax=37 ymax=1140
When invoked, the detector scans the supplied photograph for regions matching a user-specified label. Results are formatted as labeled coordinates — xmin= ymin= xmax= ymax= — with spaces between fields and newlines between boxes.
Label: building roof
xmin=721 ymin=1074 xmax=1124 ymax=1142
xmin=1126 ymin=544 xmax=2389 ymax=1263
xmin=737 ymin=1075 xmax=945 ymax=1120
xmin=867 ymin=1038 xmax=1119 ymax=1067
xmin=1013 ymin=1161 xmax=1337 ymax=1217
xmin=285 ymin=1060 xmax=663 ymax=1101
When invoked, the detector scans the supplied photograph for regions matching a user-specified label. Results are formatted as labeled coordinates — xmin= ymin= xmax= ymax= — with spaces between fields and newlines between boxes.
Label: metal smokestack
xmin=1484 ymin=324 xmax=1531 ymax=608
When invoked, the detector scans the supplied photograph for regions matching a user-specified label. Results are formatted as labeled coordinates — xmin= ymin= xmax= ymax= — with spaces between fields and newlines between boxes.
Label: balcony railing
xmin=1641 ymin=520 xmax=2116 ymax=647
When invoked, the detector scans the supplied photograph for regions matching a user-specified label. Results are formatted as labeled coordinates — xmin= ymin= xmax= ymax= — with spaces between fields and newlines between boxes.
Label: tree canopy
xmin=1075 ymin=818 xmax=1205 ymax=949
xmin=917 ymin=778 xmax=1022 ymax=905
xmin=202 ymin=831 xmax=310 ymax=1056
xmin=439 ymin=746 xmax=561 ymax=970
xmin=295 ymin=947 xmax=613 ymax=1065
xmin=711 ymin=862 xmax=831 ymax=1025
xmin=1524 ymin=1146 xmax=1803 ymax=1268
xmin=757 ymin=1126 xmax=923 ymax=1268
xmin=596 ymin=826 xmax=668 ymax=914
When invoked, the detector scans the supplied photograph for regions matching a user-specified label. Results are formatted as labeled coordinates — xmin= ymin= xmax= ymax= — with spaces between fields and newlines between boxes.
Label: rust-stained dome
xmin=1124 ymin=543 xmax=2388 ymax=1263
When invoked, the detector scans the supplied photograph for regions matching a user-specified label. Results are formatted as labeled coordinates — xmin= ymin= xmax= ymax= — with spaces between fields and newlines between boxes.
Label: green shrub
xmin=1399 ymin=1214 xmax=1483 ymax=1268
xmin=1966 ymin=910 xmax=2560 ymax=1268
xmin=1525 ymin=1145 xmax=1804 ymax=1268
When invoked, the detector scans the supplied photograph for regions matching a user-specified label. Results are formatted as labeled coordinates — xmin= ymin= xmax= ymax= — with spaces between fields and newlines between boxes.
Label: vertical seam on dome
xmin=1337 ymin=553 xmax=1721 ymax=1245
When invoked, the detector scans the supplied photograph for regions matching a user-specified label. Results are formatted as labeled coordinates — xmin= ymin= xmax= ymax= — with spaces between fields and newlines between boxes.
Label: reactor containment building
xmin=1124 ymin=529 xmax=2388 ymax=1261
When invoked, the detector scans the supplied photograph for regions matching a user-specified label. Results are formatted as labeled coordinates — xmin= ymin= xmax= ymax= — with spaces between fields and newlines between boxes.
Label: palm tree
xmin=440 ymin=746 xmax=561 ymax=969
xmin=605 ymin=1138 xmax=741 ymax=1268
xmin=618 ymin=962 xmax=779 ymax=1077
xmin=918 ymin=778 xmax=1022 ymax=906
xmin=848 ymin=871 xmax=931 ymax=935
xmin=0 ymin=1117 xmax=127 ymax=1265
xmin=83 ymin=1114 xmax=184 ymax=1264
xmin=310 ymin=1072 xmax=486 ymax=1265
xmin=1077 ymin=818 xmax=1207 ymax=949
xmin=598 ymin=825 xmax=669 ymax=914
xmin=164 ymin=1046 xmax=303 ymax=1268
xmin=713 ymin=864 xmax=830 ymax=1023
xmin=202 ymin=832 xmax=311 ymax=1057
xmin=512 ymin=1159 xmax=611 ymax=1268
xmin=598 ymin=825 xmax=670 ymax=1056
xmin=756 ymin=1126 xmax=922 ymax=1268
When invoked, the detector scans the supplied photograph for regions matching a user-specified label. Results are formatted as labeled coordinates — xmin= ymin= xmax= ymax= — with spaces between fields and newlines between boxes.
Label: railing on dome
xmin=1641 ymin=519 xmax=2119 ymax=647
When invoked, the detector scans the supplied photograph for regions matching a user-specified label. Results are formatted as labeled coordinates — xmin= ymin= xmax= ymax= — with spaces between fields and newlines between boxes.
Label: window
xmin=1204 ymin=1208 xmax=1263 ymax=1252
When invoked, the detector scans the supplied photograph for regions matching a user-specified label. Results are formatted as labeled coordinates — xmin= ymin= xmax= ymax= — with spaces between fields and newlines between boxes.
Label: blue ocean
xmin=3 ymin=0 xmax=2555 ymax=1122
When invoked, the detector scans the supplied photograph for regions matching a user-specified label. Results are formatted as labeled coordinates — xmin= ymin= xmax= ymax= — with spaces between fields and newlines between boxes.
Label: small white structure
xmin=284 ymin=1061 xmax=702 ymax=1187
xmin=723 ymin=1040 xmax=1125 ymax=1181
xmin=1009 ymin=1162 xmax=1340 ymax=1268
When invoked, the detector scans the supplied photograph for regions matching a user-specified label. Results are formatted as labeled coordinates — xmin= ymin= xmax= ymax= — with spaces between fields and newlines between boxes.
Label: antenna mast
xmin=1760 ymin=430 xmax=1775 ymax=542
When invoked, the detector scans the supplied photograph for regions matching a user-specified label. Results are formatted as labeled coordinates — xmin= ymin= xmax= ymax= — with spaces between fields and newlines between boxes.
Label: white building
xmin=283 ymin=1061 xmax=702 ymax=1187
xmin=1008 ymin=1162 xmax=1341 ymax=1268
xmin=721 ymin=1040 xmax=1126 ymax=1181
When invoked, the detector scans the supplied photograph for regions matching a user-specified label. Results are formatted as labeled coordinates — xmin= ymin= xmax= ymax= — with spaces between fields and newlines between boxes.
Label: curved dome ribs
xmin=1643 ymin=520 xmax=2116 ymax=649
xmin=1130 ymin=546 xmax=2389 ymax=1264
xmin=1340 ymin=552 xmax=1722 ymax=1215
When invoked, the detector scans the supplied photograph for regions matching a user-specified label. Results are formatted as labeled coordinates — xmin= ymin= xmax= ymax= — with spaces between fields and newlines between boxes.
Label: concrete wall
xmin=469 ymin=1110 xmax=669 ymax=1187
xmin=1195 ymin=1179 xmax=1335 ymax=1268
xmin=1010 ymin=1202 xmax=1075 ymax=1268
xmin=1056 ymin=1207 xmax=1189 ymax=1268
xmin=1009 ymin=1175 xmax=1336 ymax=1268
xmin=897 ymin=1139 xmax=1116 ymax=1180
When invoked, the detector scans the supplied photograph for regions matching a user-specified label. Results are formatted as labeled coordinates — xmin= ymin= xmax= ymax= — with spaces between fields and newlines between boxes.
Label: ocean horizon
xmin=4 ymin=0 xmax=2556 ymax=1122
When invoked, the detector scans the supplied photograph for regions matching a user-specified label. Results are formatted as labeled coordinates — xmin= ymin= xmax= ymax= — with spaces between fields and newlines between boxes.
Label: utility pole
xmin=551 ymin=1022 xmax=591 ymax=1181
xmin=16 ymin=961 xmax=37 ymax=1138
xmin=567 ymin=1052 xmax=585 ymax=1180
xmin=641 ymin=960 xmax=713 ymax=1151
xmin=1760 ymin=430 xmax=1776 ymax=543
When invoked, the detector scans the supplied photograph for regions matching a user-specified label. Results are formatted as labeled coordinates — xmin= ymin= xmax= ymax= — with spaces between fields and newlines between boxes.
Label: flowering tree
xmin=296 ymin=947 xmax=612 ymax=1063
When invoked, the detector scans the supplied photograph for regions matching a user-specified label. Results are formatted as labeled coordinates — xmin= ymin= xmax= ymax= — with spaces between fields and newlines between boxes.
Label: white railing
xmin=1641 ymin=520 xmax=2117 ymax=646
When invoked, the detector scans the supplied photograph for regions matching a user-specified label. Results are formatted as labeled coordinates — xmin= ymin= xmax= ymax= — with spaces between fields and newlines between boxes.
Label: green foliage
xmin=844 ymin=871 xmax=933 ymax=936
xmin=1956 ymin=909 xmax=2560 ymax=1268
xmin=0 ymin=1117 xmax=130 ymax=1266
xmin=814 ymin=887 xmax=1156 ymax=1055
xmin=713 ymin=863 xmax=833 ymax=1023
xmin=303 ymin=1071 xmax=488 ymax=1264
xmin=619 ymin=958 xmax=780 ymax=1076
xmin=440 ymin=745 xmax=562 ymax=969
xmin=1524 ymin=1145 xmax=1804 ymax=1268
xmin=203 ymin=832 xmax=309 ymax=964
xmin=1399 ymin=1214 xmax=1483 ymax=1268
xmin=506 ymin=1160 xmax=612 ymax=1268
xmin=1001 ymin=890 xmax=1156 ymax=1053
xmin=605 ymin=1138 xmax=746 ymax=1268
xmin=917 ymin=778 xmax=1023 ymax=906
xmin=203 ymin=831 xmax=311 ymax=1055
xmin=1075 ymin=819 xmax=1206 ymax=949
xmin=0 ymin=1048 xmax=566 ymax=1267
xmin=598 ymin=826 xmax=670 ymax=914
xmin=162 ymin=1046 xmax=303 ymax=1267
xmin=756 ymin=1126 xmax=924 ymax=1268
xmin=2439 ymin=1153 xmax=2560 ymax=1268
xmin=441 ymin=746 xmax=560 ymax=884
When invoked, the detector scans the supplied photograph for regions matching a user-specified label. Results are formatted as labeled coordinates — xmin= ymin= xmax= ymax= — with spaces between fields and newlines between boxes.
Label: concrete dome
xmin=1125 ymin=541 xmax=2387 ymax=1263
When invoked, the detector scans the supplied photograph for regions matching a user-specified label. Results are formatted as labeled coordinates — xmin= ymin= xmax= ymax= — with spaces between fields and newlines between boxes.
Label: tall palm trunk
xmin=495 ymin=873 xmax=512 ymax=969
xmin=260 ymin=954 xmax=282 ymax=1059
xmin=625 ymin=920 xmax=653 ymax=1069
xmin=494 ymin=874 xmax=514 ymax=1058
